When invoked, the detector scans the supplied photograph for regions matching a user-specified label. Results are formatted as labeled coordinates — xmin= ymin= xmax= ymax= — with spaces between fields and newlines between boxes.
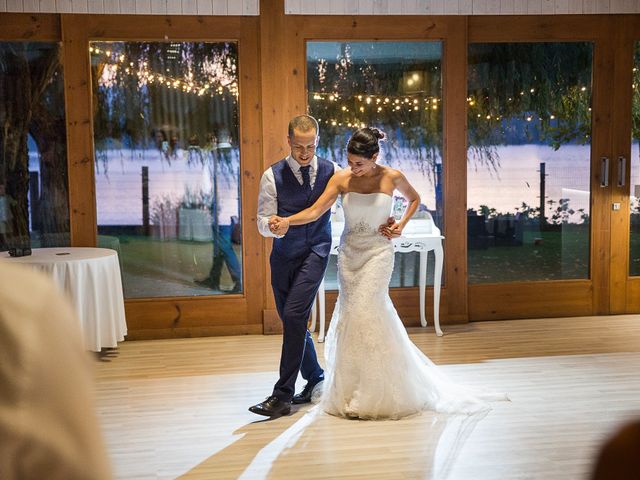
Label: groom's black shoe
xmin=292 ymin=378 xmax=324 ymax=404
xmin=248 ymin=395 xmax=291 ymax=417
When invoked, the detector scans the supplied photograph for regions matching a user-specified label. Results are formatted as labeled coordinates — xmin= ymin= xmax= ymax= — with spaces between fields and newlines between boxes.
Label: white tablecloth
xmin=1 ymin=247 xmax=127 ymax=352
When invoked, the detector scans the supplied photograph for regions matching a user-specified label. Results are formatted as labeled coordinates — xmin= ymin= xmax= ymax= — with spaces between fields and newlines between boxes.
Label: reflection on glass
xmin=91 ymin=42 xmax=242 ymax=298
xmin=630 ymin=42 xmax=640 ymax=276
xmin=467 ymin=43 xmax=593 ymax=283
xmin=0 ymin=42 xmax=69 ymax=251
xmin=307 ymin=41 xmax=443 ymax=289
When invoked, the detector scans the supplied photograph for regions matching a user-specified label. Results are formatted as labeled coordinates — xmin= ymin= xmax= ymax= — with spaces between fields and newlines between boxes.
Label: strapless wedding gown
xmin=321 ymin=192 xmax=507 ymax=420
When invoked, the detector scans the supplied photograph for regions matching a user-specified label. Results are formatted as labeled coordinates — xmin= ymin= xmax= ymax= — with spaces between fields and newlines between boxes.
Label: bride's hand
xmin=269 ymin=215 xmax=290 ymax=236
xmin=378 ymin=217 xmax=402 ymax=239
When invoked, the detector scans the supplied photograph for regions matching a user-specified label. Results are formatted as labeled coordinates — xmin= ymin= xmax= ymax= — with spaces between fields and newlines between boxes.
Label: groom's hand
xmin=269 ymin=215 xmax=290 ymax=236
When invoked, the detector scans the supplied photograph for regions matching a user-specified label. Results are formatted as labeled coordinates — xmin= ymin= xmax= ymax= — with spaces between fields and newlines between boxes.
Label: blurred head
xmin=592 ymin=420 xmax=640 ymax=480
xmin=346 ymin=127 xmax=385 ymax=177
xmin=287 ymin=115 xmax=319 ymax=166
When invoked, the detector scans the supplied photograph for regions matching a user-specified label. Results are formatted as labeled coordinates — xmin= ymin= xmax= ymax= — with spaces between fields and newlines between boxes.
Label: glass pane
xmin=630 ymin=41 xmax=640 ymax=276
xmin=467 ymin=43 xmax=593 ymax=283
xmin=91 ymin=42 xmax=242 ymax=298
xmin=0 ymin=42 xmax=70 ymax=251
xmin=307 ymin=41 xmax=443 ymax=289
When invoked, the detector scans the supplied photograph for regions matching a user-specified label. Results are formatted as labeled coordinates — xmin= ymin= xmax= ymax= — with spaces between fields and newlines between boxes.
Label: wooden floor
xmin=94 ymin=315 xmax=640 ymax=479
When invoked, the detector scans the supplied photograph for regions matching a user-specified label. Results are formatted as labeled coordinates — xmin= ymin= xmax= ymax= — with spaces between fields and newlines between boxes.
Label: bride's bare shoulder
xmin=331 ymin=168 xmax=352 ymax=190
xmin=381 ymin=166 xmax=405 ymax=181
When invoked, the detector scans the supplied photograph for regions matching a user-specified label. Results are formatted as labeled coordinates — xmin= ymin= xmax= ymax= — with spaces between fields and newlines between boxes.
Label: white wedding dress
xmin=321 ymin=192 xmax=507 ymax=420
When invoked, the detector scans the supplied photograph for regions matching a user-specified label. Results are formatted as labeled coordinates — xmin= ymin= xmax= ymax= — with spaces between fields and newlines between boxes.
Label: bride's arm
xmin=274 ymin=173 xmax=343 ymax=229
xmin=383 ymin=171 xmax=420 ymax=237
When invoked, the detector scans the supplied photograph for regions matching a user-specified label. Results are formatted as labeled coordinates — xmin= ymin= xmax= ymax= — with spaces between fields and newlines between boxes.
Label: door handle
xmin=600 ymin=157 xmax=609 ymax=187
xmin=617 ymin=156 xmax=626 ymax=187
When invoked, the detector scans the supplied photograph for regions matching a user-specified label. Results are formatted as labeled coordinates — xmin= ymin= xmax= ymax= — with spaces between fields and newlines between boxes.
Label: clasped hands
xmin=269 ymin=215 xmax=290 ymax=236
xmin=269 ymin=215 xmax=403 ymax=239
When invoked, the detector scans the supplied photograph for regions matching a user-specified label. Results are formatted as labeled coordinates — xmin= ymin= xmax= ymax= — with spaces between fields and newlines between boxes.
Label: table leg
xmin=434 ymin=243 xmax=444 ymax=336
xmin=318 ymin=278 xmax=326 ymax=343
xmin=419 ymin=251 xmax=427 ymax=327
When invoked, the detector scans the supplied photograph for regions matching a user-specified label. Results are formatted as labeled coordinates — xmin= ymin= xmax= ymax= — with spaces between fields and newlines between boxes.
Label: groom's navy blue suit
xmin=270 ymin=157 xmax=334 ymax=402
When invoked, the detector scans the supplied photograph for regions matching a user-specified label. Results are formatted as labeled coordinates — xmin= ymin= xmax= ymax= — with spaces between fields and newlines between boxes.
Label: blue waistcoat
xmin=271 ymin=157 xmax=334 ymax=259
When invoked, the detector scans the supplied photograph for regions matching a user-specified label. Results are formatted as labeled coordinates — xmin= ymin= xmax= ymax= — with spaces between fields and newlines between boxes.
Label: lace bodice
xmin=342 ymin=192 xmax=393 ymax=235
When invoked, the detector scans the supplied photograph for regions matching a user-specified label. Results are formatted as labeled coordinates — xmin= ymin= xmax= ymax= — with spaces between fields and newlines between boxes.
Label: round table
xmin=0 ymin=247 xmax=127 ymax=352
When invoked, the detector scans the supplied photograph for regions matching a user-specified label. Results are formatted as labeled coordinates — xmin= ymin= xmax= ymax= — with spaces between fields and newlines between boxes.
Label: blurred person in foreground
xmin=591 ymin=419 xmax=640 ymax=480
xmin=0 ymin=263 xmax=111 ymax=480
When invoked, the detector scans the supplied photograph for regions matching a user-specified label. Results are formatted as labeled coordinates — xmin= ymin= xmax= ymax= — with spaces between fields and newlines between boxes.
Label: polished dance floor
xmin=94 ymin=314 xmax=640 ymax=479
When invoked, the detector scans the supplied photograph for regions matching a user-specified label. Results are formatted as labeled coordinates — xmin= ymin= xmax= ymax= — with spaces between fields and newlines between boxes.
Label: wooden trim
xmin=609 ymin=15 xmax=636 ymax=313
xmin=124 ymin=296 xmax=258 ymax=329
xmin=258 ymin=0 xmax=307 ymax=333
xmin=262 ymin=308 xmax=281 ymax=334
xmin=443 ymin=17 xmax=468 ymax=321
xmin=125 ymin=324 xmax=262 ymax=340
xmin=469 ymin=280 xmax=593 ymax=320
xmin=82 ymin=14 xmax=246 ymax=40
xmin=589 ymin=21 xmax=615 ymax=314
xmin=627 ymin=278 xmax=640 ymax=312
xmin=59 ymin=14 xmax=264 ymax=338
xmin=0 ymin=13 xmax=60 ymax=41
xmin=296 ymin=14 xmax=470 ymax=323
xmin=468 ymin=15 xmax=612 ymax=42
xmin=236 ymin=17 xmax=265 ymax=332
xmin=299 ymin=15 xmax=465 ymax=40
xmin=62 ymin=16 xmax=97 ymax=247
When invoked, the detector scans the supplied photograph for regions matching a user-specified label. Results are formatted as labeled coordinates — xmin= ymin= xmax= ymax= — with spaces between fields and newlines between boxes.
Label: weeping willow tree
xmin=307 ymin=42 xmax=443 ymax=184
xmin=467 ymin=43 xmax=593 ymax=172
xmin=0 ymin=42 xmax=68 ymax=251
xmin=91 ymin=41 xmax=239 ymax=237
xmin=307 ymin=42 xmax=595 ymax=180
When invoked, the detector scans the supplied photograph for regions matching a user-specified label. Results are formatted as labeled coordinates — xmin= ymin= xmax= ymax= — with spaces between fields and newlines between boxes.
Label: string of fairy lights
xmin=89 ymin=45 xmax=238 ymax=97
xmin=89 ymin=44 xmax=638 ymax=127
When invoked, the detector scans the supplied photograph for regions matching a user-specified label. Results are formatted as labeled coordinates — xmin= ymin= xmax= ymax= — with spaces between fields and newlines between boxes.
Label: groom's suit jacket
xmin=271 ymin=157 xmax=335 ymax=260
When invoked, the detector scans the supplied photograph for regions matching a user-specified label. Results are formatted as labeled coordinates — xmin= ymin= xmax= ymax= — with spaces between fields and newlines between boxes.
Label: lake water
xmin=46 ymin=142 xmax=638 ymax=227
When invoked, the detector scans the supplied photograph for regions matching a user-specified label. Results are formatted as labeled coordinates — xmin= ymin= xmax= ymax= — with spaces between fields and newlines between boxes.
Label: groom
xmin=250 ymin=114 xmax=338 ymax=417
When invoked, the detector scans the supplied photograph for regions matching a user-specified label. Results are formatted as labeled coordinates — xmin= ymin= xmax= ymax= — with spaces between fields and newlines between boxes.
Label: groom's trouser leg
xmin=271 ymin=251 xmax=328 ymax=402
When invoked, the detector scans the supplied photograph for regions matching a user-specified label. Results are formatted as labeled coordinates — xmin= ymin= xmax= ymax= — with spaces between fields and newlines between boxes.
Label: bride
xmin=269 ymin=127 xmax=507 ymax=420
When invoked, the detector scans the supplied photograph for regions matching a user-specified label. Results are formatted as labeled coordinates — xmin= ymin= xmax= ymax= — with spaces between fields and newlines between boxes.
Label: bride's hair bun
xmin=369 ymin=128 xmax=386 ymax=141
xmin=347 ymin=126 xmax=385 ymax=159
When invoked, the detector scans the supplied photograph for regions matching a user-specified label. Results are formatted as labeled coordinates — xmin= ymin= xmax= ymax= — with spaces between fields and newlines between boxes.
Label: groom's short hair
xmin=288 ymin=115 xmax=319 ymax=137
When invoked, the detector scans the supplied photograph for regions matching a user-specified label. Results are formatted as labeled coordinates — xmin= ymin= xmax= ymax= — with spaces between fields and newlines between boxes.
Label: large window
xmin=91 ymin=42 xmax=242 ymax=298
xmin=307 ymin=41 xmax=443 ymax=289
xmin=467 ymin=43 xmax=593 ymax=283
xmin=630 ymin=41 xmax=640 ymax=277
xmin=0 ymin=42 xmax=70 ymax=251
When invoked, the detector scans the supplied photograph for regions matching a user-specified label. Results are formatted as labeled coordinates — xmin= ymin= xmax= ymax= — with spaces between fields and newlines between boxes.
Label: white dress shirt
xmin=257 ymin=155 xmax=340 ymax=238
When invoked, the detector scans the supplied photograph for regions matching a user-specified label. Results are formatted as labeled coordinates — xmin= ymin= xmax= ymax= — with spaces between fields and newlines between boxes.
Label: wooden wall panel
xmin=0 ymin=12 xmax=60 ymax=39
xmin=62 ymin=15 xmax=97 ymax=247
xmin=3 ymin=10 xmax=639 ymax=341
xmin=468 ymin=14 xmax=608 ymax=41
xmin=259 ymin=0 xmax=307 ymax=334
xmin=627 ymin=278 xmax=640 ymax=311
xmin=442 ymin=16 xmax=469 ymax=322
xmin=469 ymin=281 xmax=594 ymax=320
xmin=589 ymin=21 xmax=615 ymax=314
xmin=59 ymin=14 xmax=264 ymax=337
xmin=609 ymin=14 xmax=635 ymax=313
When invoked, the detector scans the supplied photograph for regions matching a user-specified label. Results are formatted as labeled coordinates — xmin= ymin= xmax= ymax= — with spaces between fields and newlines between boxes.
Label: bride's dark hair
xmin=347 ymin=127 xmax=386 ymax=159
